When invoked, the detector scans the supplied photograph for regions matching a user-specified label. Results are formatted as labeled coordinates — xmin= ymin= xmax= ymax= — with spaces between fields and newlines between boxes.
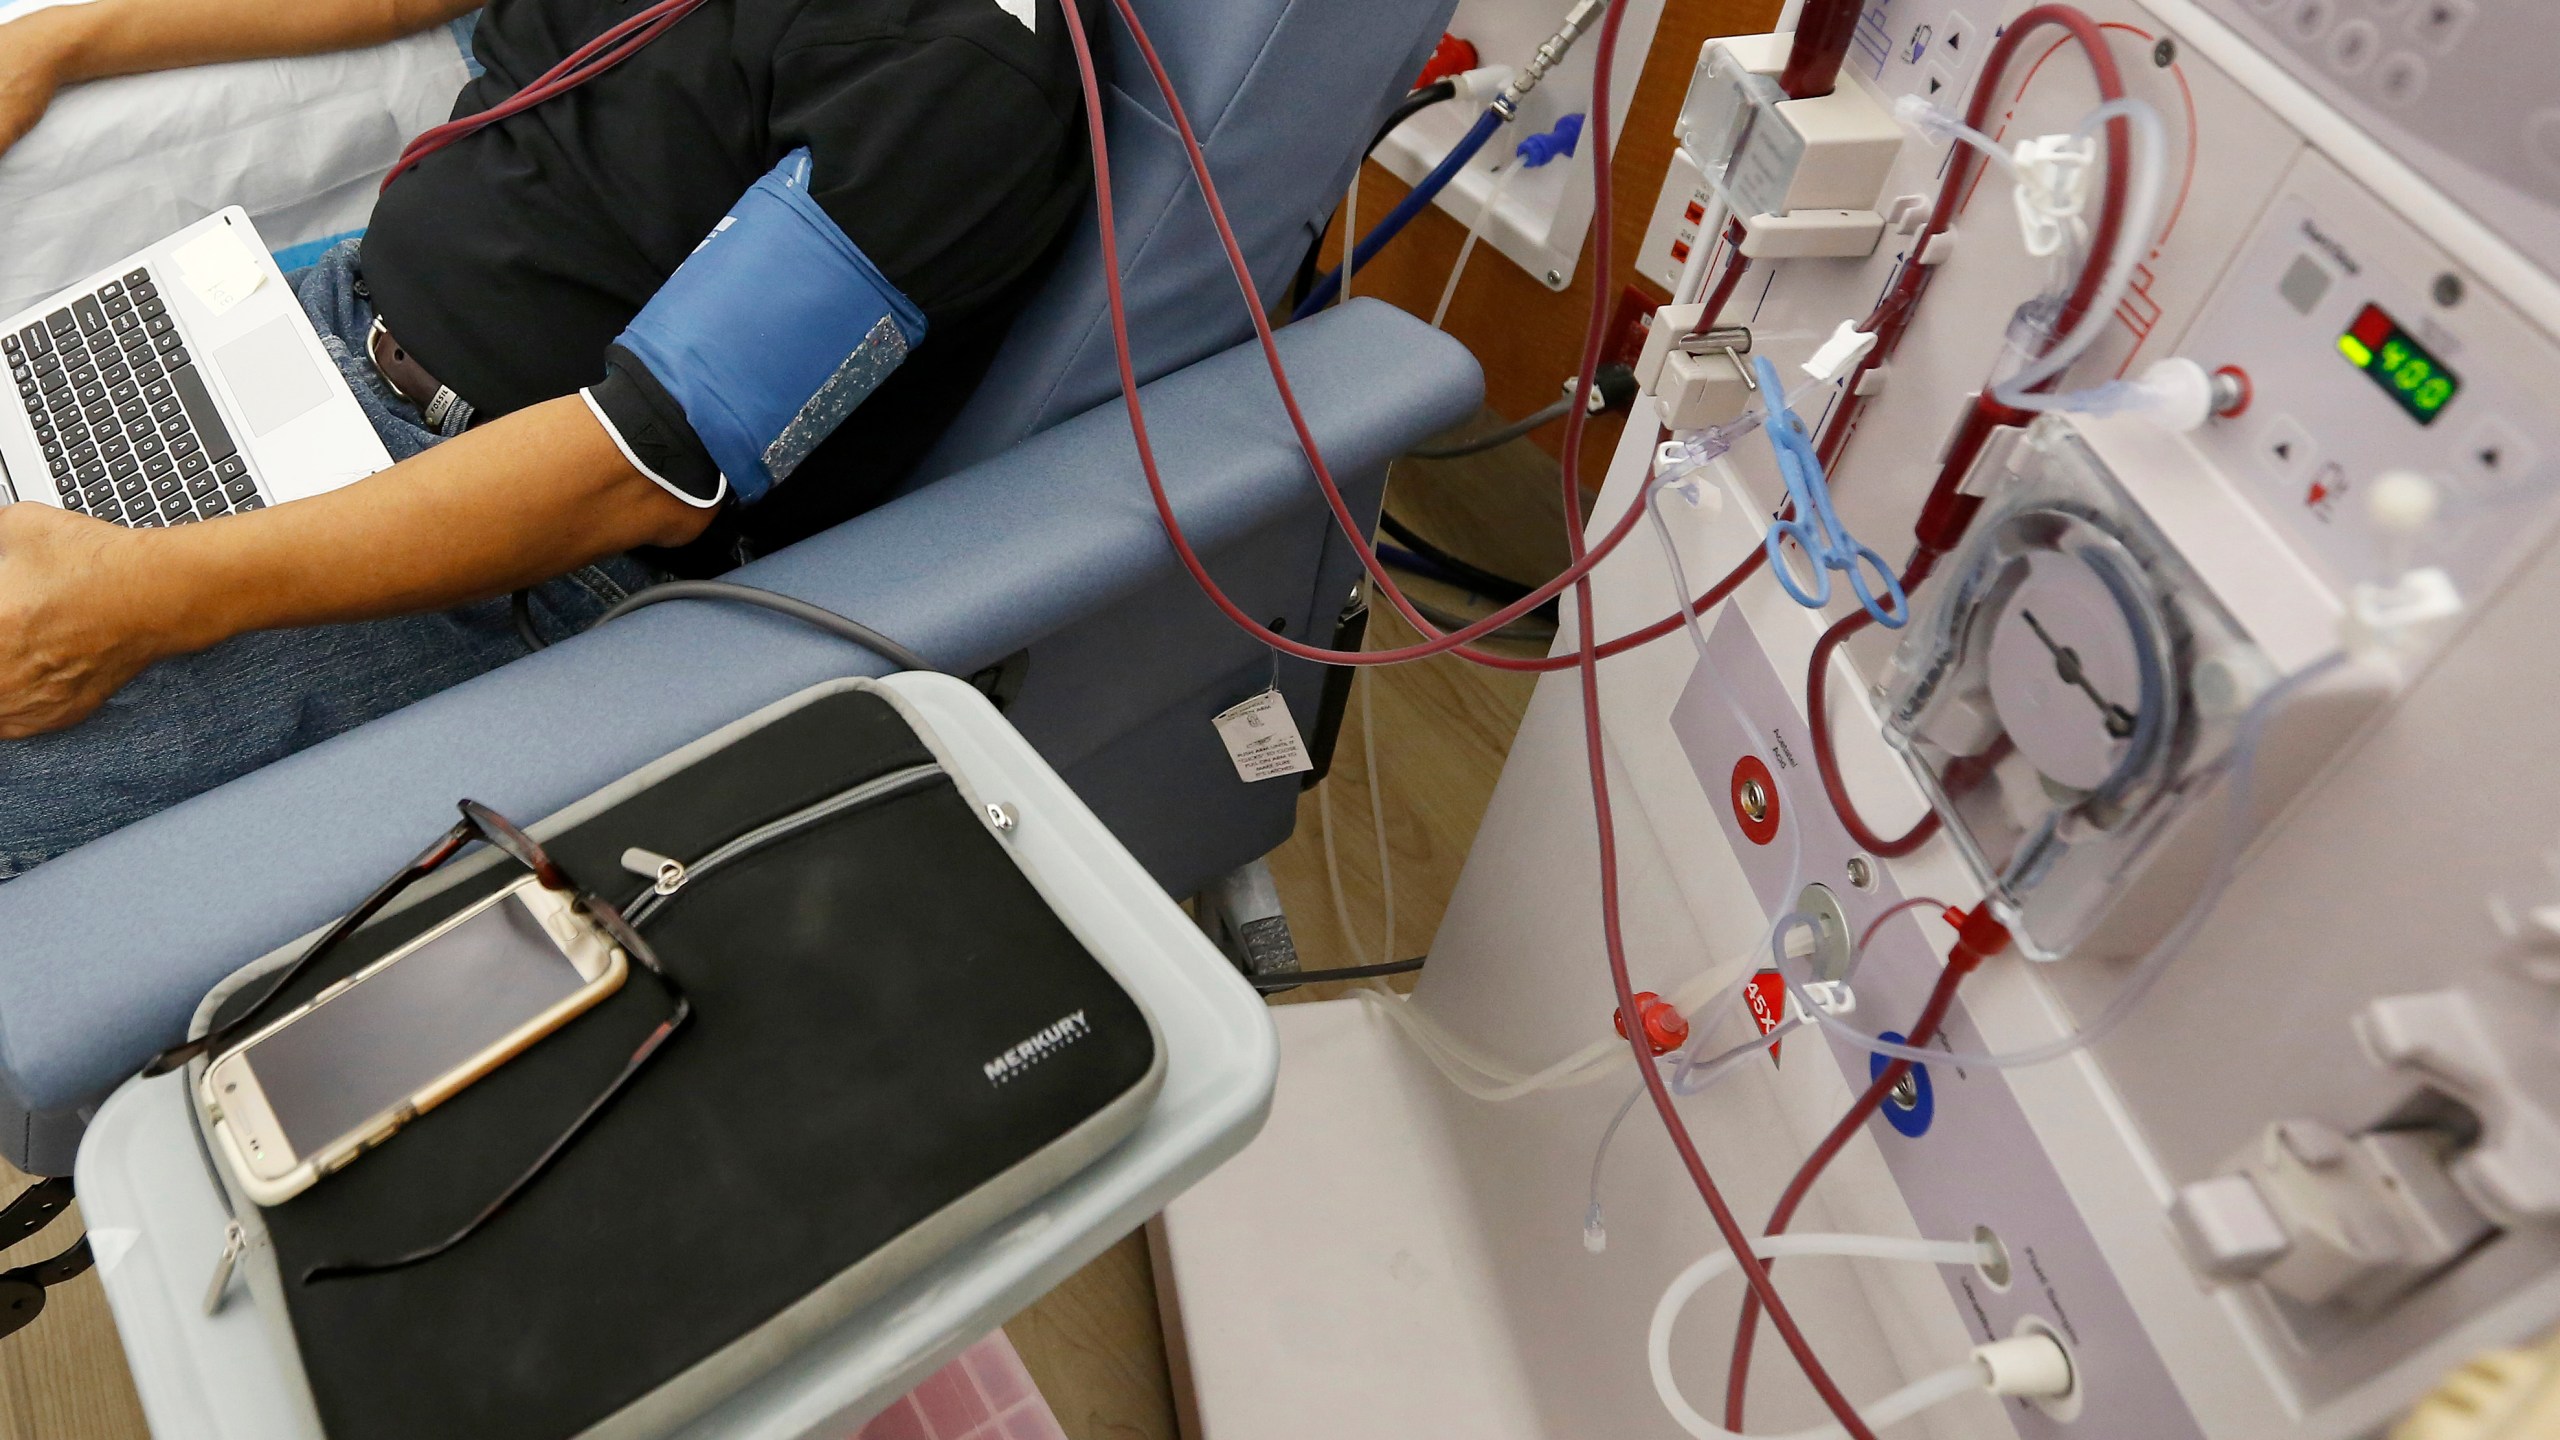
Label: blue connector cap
xmin=1515 ymin=112 xmax=1584 ymax=167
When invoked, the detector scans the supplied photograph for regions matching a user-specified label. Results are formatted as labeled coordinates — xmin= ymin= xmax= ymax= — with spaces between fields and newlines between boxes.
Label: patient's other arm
xmin=0 ymin=397 xmax=714 ymax=740
xmin=0 ymin=0 xmax=482 ymax=155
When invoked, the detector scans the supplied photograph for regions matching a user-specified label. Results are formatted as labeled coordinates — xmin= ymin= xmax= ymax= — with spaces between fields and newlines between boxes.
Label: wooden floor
xmin=0 ymin=418 xmax=1565 ymax=1440
xmin=1010 ymin=425 xmax=1568 ymax=1440
xmin=0 ymin=1190 xmax=147 ymax=1440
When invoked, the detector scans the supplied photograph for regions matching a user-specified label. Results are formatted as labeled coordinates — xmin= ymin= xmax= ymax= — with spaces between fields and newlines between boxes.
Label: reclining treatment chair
xmin=0 ymin=0 xmax=1483 ymax=1174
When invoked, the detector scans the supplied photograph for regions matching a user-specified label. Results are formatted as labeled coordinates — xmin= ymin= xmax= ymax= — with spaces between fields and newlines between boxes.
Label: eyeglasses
xmin=147 ymin=800 xmax=692 ymax=1283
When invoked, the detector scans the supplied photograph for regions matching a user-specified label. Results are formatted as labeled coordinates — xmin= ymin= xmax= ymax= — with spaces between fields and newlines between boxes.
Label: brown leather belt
xmin=366 ymin=316 xmax=466 ymax=428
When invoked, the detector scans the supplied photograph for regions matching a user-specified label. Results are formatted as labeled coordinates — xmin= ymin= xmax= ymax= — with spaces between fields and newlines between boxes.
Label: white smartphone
xmin=198 ymin=876 xmax=628 ymax=1205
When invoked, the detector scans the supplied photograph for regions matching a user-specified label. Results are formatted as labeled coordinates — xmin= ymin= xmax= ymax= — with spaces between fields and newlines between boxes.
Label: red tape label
xmin=1744 ymin=969 xmax=1788 ymax=1066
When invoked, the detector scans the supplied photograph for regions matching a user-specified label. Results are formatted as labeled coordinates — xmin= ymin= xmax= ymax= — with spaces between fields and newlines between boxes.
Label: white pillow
xmin=0 ymin=16 xmax=470 ymax=314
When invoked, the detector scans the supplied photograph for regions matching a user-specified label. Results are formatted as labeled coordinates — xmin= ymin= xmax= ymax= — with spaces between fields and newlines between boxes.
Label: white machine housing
xmin=1156 ymin=1 xmax=2560 ymax=1438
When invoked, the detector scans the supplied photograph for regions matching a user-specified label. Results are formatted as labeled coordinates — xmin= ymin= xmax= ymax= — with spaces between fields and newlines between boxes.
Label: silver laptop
xmin=0 ymin=207 xmax=392 ymax=523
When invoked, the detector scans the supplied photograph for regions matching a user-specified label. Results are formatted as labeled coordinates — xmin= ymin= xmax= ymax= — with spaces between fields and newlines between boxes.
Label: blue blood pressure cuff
xmin=583 ymin=148 xmax=927 ymax=508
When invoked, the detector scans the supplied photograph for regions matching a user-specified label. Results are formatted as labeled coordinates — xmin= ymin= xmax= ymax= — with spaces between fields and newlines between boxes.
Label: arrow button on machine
xmin=2455 ymin=415 xmax=2537 ymax=497
xmin=2407 ymin=0 xmax=2476 ymax=56
xmin=2260 ymin=414 xmax=2319 ymax=487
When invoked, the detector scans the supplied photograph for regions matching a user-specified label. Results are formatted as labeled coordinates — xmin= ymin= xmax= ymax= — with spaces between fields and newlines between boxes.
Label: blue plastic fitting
xmin=1515 ymin=112 xmax=1583 ymax=167
xmin=1292 ymin=105 xmax=1507 ymax=320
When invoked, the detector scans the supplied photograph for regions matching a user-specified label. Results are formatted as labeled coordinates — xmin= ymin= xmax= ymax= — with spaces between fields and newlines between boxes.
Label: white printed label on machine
xmin=1210 ymin=689 xmax=1313 ymax=783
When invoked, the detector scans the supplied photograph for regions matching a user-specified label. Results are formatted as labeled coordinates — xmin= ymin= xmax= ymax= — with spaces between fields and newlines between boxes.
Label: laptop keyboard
xmin=2 ymin=266 xmax=265 ymax=527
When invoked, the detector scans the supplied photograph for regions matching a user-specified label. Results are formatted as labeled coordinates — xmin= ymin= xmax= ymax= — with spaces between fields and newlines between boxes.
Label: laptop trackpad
xmin=212 ymin=318 xmax=330 ymax=438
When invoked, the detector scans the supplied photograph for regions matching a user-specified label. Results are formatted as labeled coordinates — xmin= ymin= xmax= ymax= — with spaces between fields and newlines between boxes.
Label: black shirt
xmin=362 ymin=0 xmax=1097 ymax=562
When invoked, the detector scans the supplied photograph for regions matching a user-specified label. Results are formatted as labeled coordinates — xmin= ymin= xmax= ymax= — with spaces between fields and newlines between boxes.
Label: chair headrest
xmin=910 ymin=0 xmax=1460 ymax=485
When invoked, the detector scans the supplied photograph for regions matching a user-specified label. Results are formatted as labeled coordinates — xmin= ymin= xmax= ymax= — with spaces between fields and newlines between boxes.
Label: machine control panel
xmin=2180 ymin=149 xmax=2560 ymax=604
xmin=2193 ymin=0 xmax=2560 ymax=276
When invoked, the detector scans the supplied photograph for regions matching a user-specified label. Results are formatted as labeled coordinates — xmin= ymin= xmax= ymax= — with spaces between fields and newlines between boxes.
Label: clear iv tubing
xmin=1653 ymin=370 xmax=1836 ymax=503
xmin=1650 ymin=1233 xmax=1998 ymax=1440
xmin=1362 ymin=994 xmax=1628 ymax=1098
xmin=1358 ymin=941 xmax=1762 ymax=1101
xmin=1673 ymin=899 xmax=1940 ymax=1100
xmin=1351 ymin=451 xmax=1798 ymax=1103
xmin=1362 ymin=662 xmax=1395 ymax=962
xmin=1890 ymin=92 xmax=2162 ymax=407
xmin=1987 ymin=97 xmax=2168 ymax=409
xmin=1317 ymin=781 xmax=1368 ymax=965
xmin=1349 ymin=426 xmax=1821 ymax=1107
xmin=1584 ymin=1020 xmax=1814 ymax=1250
xmin=1780 ymin=651 xmax=2348 ymax=1070
xmin=1636 ymin=423 xmax=1820 ymax=1066
xmin=1588 ymin=903 xmax=1943 ymax=1248
xmin=1431 ymin=161 xmax=1519 ymax=329
xmin=1643 ymin=423 xmax=1809 ymax=958
xmin=1584 ymin=1082 xmax=1646 ymax=1251
xmin=1076 ymin=0 xmax=1880 ymax=1427
xmin=1338 ymin=169 xmax=1360 ymax=307
xmin=1292 ymin=105 xmax=1508 ymax=319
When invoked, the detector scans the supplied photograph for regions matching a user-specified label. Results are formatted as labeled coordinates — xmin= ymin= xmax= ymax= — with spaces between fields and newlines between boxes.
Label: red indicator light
xmin=2349 ymin=303 xmax=2393 ymax=352
xmin=2338 ymin=300 xmax=2461 ymax=426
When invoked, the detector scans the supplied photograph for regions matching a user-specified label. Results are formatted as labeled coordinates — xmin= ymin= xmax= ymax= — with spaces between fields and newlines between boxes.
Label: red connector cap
xmin=1415 ymin=33 xmax=1479 ymax=89
xmin=2211 ymin=364 xmax=2254 ymax=418
xmin=1615 ymin=992 xmax=1692 ymax=1056
xmin=1945 ymin=906 xmax=2012 ymax=974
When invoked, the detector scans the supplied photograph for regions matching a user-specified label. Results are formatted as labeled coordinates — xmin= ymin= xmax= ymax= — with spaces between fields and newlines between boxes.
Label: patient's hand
xmin=0 ymin=396 xmax=715 ymax=740
xmin=0 ymin=502 xmax=164 ymax=739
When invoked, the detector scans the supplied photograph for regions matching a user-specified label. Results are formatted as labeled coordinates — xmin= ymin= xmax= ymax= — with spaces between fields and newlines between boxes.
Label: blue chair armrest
xmin=0 ymin=298 xmax=1479 ymax=1116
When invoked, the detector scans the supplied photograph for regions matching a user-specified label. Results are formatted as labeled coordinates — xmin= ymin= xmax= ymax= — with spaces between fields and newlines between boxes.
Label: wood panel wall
xmin=1321 ymin=0 xmax=1785 ymax=485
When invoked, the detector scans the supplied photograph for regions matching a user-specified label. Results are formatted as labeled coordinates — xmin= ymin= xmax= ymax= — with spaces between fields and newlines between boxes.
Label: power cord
xmin=1380 ymin=363 xmax=1640 ymax=631
xmin=509 ymin=588 xmax=544 ymax=652
xmin=1371 ymin=78 xmax=1461 ymax=156
xmin=1405 ymin=363 xmax=1637 ymax=460
xmin=599 ymin=581 xmax=934 ymax=672
xmin=1250 ymin=956 xmax=1426 ymax=992
xmin=1378 ymin=512 xmax=1549 ymax=610
xmin=1406 ymin=395 xmax=1571 ymax=459
xmin=513 ymin=578 xmax=935 ymax=675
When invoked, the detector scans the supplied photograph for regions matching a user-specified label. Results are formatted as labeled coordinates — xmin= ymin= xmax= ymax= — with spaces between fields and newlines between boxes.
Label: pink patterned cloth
xmin=851 ymin=1332 xmax=1066 ymax=1440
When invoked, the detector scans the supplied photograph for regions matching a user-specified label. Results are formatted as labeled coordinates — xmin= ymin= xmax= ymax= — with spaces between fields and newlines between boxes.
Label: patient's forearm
xmin=23 ymin=0 xmax=479 ymax=87
xmin=148 ymin=396 xmax=712 ymax=649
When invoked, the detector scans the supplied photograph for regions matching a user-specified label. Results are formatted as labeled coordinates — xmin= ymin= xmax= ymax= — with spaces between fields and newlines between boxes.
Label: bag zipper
xmin=618 ymin=762 xmax=945 ymax=926
xmin=204 ymin=1221 xmax=246 ymax=1315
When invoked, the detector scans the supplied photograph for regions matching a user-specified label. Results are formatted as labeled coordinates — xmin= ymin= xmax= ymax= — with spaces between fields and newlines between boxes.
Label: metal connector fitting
xmin=2209 ymin=365 xmax=2252 ymax=418
xmin=1498 ymin=0 xmax=1607 ymax=114
xmin=1675 ymin=324 xmax=1754 ymax=357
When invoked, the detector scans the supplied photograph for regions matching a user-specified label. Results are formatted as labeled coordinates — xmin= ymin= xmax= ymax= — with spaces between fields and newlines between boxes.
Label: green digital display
xmin=2338 ymin=302 xmax=2460 ymax=426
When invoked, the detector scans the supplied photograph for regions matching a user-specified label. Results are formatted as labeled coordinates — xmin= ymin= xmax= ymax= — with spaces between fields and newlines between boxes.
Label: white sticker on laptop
xmin=172 ymin=227 xmax=266 ymax=317
xmin=1212 ymin=688 xmax=1314 ymax=783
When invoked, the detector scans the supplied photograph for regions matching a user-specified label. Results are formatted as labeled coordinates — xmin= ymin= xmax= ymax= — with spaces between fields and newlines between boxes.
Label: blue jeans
xmin=0 ymin=240 xmax=650 ymax=880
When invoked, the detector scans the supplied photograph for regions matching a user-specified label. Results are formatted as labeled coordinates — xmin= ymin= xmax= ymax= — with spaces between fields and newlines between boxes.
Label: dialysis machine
xmin=1154 ymin=0 xmax=2560 ymax=1437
